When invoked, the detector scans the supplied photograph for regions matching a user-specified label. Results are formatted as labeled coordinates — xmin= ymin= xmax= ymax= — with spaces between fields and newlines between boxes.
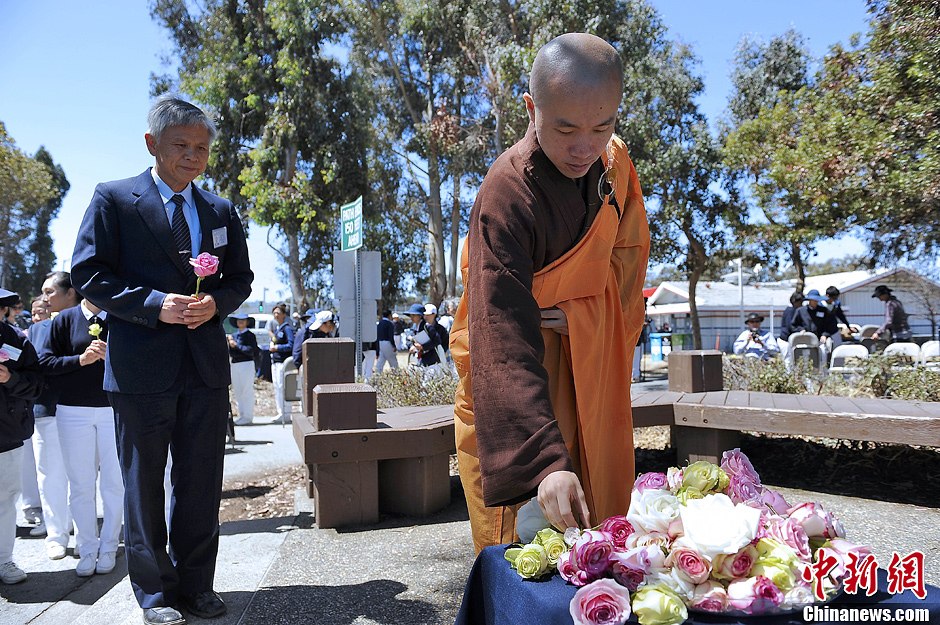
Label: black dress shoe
xmin=142 ymin=607 xmax=186 ymax=625
xmin=181 ymin=590 xmax=227 ymax=619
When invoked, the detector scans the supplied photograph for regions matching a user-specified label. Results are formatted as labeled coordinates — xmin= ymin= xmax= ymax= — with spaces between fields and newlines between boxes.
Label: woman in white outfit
xmin=40 ymin=298 xmax=123 ymax=577
xmin=227 ymin=313 xmax=257 ymax=425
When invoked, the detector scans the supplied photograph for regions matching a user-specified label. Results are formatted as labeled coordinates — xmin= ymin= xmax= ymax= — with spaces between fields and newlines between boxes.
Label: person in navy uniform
xmin=0 ymin=288 xmax=43 ymax=585
xmin=40 ymin=298 xmax=123 ymax=577
xmin=291 ymin=310 xmax=336 ymax=369
xmin=227 ymin=313 xmax=257 ymax=426
xmin=268 ymin=303 xmax=294 ymax=424
xmin=70 ymin=96 xmax=253 ymax=625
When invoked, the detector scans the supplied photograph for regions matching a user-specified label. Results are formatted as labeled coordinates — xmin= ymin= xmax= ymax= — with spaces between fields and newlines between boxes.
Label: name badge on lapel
xmin=212 ymin=227 xmax=228 ymax=249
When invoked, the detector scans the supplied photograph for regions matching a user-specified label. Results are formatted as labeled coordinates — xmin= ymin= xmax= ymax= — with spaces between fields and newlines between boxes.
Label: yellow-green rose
xmin=632 ymin=584 xmax=689 ymax=625
xmin=534 ymin=528 xmax=567 ymax=567
xmin=504 ymin=543 xmax=549 ymax=579
xmin=756 ymin=538 xmax=799 ymax=568
xmin=675 ymin=486 xmax=704 ymax=505
xmin=751 ymin=561 xmax=797 ymax=591
xmin=682 ymin=461 xmax=729 ymax=494
xmin=88 ymin=323 xmax=103 ymax=338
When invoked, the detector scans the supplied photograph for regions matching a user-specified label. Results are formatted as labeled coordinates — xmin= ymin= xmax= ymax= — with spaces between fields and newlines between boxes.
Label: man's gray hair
xmin=147 ymin=95 xmax=217 ymax=141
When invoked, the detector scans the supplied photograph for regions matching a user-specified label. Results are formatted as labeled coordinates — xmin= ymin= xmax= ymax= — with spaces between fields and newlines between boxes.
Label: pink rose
xmin=599 ymin=516 xmax=636 ymax=551
xmin=558 ymin=550 xmax=591 ymax=587
xmin=760 ymin=489 xmax=791 ymax=515
xmin=666 ymin=516 xmax=684 ymax=540
xmin=572 ymin=530 xmax=615 ymax=578
xmin=626 ymin=530 xmax=671 ymax=551
xmin=569 ymin=578 xmax=632 ymax=625
xmin=826 ymin=538 xmax=874 ymax=579
xmin=691 ymin=580 xmax=729 ymax=612
xmin=666 ymin=466 xmax=684 ymax=491
xmin=787 ymin=502 xmax=844 ymax=539
xmin=189 ymin=252 xmax=220 ymax=278
xmin=609 ymin=546 xmax=657 ymax=591
xmin=634 ymin=472 xmax=669 ymax=493
xmin=712 ymin=544 xmax=758 ymax=580
xmin=726 ymin=473 xmax=763 ymax=507
xmin=720 ymin=448 xmax=762 ymax=486
xmin=728 ymin=575 xmax=784 ymax=613
xmin=761 ymin=516 xmax=811 ymax=561
xmin=665 ymin=547 xmax=712 ymax=584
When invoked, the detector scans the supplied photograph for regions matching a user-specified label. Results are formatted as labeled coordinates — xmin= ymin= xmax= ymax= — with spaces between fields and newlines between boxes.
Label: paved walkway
xmin=3 ymin=387 xmax=938 ymax=625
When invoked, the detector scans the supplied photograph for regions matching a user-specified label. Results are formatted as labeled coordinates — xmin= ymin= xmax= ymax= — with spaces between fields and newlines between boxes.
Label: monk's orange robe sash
xmin=452 ymin=137 xmax=648 ymax=553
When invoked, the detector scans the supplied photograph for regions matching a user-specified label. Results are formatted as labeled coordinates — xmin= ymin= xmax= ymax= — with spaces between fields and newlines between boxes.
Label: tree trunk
xmin=791 ymin=241 xmax=806 ymax=292
xmin=448 ymin=171 xmax=461 ymax=298
xmin=684 ymin=223 xmax=708 ymax=350
xmin=426 ymin=81 xmax=446 ymax=306
xmin=281 ymin=141 xmax=305 ymax=311
xmin=688 ymin=268 xmax=704 ymax=350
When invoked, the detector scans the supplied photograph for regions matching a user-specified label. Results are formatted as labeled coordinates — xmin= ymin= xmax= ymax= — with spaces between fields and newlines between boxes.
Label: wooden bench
xmin=291 ymin=338 xmax=456 ymax=528
xmin=654 ymin=351 xmax=940 ymax=464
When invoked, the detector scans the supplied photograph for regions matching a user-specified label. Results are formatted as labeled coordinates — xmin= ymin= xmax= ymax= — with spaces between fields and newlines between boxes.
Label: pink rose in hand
xmin=189 ymin=252 xmax=220 ymax=277
xmin=599 ymin=516 xmax=636 ymax=551
xmin=569 ymin=578 xmax=632 ymax=625
xmin=188 ymin=252 xmax=220 ymax=296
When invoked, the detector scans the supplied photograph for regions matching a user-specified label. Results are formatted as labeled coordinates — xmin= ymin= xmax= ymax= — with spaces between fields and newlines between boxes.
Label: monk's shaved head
xmin=529 ymin=33 xmax=623 ymax=107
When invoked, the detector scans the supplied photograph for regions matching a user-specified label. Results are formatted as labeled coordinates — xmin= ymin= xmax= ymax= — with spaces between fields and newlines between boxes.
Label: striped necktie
xmin=170 ymin=194 xmax=191 ymax=257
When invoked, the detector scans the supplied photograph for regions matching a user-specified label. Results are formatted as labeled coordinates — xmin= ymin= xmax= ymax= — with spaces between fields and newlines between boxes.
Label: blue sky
xmin=0 ymin=1 xmax=871 ymax=299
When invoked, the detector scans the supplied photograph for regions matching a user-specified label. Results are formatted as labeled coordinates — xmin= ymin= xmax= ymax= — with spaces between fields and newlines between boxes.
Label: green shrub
xmin=370 ymin=368 xmax=458 ymax=409
xmin=888 ymin=368 xmax=940 ymax=402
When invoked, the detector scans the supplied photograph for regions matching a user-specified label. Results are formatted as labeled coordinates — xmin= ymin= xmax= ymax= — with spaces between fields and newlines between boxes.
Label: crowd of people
xmin=732 ymin=284 xmax=913 ymax=362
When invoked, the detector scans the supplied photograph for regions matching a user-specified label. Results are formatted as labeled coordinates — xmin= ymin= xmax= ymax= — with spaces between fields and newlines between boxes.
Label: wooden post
xmin=668 ymin=350 xmax=738 ymax=464
xmin=379 ymin=453 xmax=451 ymax=516
xmin=307 ymin=382 xmax=379 ymax=528
xmin=302 ymin=338 xmax=355 ymax=414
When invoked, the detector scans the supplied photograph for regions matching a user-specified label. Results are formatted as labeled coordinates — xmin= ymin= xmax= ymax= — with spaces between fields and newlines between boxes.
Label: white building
xmin=646 ymin=268 xmax=940 ymax=352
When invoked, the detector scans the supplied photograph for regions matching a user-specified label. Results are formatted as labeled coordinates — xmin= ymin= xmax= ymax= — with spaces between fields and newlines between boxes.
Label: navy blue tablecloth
xmin=455 ymin=546 xmax=939 ymax=625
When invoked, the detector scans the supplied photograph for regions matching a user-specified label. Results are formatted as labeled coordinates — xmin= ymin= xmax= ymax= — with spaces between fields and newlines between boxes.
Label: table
xmin=455 ymin=546 xmax=939 ymax=625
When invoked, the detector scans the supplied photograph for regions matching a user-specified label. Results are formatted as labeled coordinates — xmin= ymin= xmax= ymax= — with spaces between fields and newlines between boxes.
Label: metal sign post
xmin=340 ymin=196 xmax=365 ymax=377
xmin=354 ymin=248 xmax=362 ymax=376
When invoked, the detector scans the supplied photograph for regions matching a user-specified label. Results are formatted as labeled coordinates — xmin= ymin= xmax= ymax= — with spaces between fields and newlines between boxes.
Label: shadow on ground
xmin=233 ymin=579 xmax=439 ymax=625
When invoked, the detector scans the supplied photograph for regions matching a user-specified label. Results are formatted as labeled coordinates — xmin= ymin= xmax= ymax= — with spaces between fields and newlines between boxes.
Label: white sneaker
xmin=29 ymin=521 xmax=47 ymax=537
xmin=95 ymin=551 xmax=116 ymax=574
xmin=0 ymin=561 xmax=26 ymax=584
xmin=234 ymin=417 xmax=253 ymax=426
xmin=75 ymin=554 xmax=96 ymax=577
xmin=46 ymin=543 xmax=67 ymax=560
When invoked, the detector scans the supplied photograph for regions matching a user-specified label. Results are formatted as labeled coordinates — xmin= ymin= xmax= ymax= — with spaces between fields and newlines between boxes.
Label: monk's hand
xmin=537 ymin=470 xmax=591 ymax=531
xmin=540 ymin=307 xmax=569 ymax=335
xmin=159 ymin=293 xmax=198 ymax=325
xmin=184 ymin=293 xmax=217 ymax=329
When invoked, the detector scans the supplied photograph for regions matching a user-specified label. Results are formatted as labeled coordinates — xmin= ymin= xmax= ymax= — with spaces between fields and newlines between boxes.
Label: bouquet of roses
xmin=506 ymin=449 xmax=870 ymax=625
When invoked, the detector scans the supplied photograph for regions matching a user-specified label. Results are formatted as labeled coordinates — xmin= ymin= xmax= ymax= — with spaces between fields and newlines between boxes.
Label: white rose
xmin=678 ymin=493 xmax=761 ymax=559
xmin=645 ymin=566 xmax=696 ymax=601
xmin=782 ymin=583 xmax=816 ymax=609
xmin=627 ymin=488 xmax=681 ymax=534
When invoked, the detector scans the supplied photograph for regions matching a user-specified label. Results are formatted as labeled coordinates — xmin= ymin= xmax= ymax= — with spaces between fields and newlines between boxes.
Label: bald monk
xmin=450 ymin=33 xmax=650 ymax=552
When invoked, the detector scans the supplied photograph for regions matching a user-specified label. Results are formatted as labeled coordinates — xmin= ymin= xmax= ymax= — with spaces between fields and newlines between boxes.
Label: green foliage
xmin=723 ymin=356 xmax=816 ymax=394
xmin=370 ymin=368 xmax=458 ymax=409
xmin=0 ymin=123 xmax=60 ymax=296
xmin=888 ymin=368 xmax=940 ymax=402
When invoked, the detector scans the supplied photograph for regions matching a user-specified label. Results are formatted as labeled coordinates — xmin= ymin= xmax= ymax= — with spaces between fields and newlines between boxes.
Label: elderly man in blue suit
xmin=71 ymin=96 xmax=253 ymax=625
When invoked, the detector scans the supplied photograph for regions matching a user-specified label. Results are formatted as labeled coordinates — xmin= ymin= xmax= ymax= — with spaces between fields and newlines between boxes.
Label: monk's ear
xmin=523 ymin=93 xmax=536 ymax=124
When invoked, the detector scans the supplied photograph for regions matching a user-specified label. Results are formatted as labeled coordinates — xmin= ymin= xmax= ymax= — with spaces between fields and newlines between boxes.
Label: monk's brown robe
xmin=450 ymin=125 xmax=650 ymax=553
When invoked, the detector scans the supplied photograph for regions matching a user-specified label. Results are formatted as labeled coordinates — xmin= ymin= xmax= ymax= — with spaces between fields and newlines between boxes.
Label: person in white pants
xmin=40 ymin=299 xmax=124 ymax=577
xmin=375 ymin=310 xmax=399 ymax=373
xmin=31 ymin=277 xmax=82 ymax=560
xmin=1 ymin=287 xmax=44 ymax=584
xmin=268 ymin=303 xmax=294 ymax=424
xmin=227 ymin=313 xmax=257 ymax=425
